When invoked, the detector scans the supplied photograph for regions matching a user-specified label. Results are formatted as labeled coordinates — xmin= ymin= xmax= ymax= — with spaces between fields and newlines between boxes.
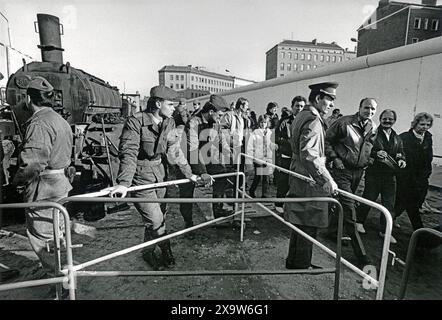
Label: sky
xmin=1 ymin=0 xmax=441 ymax=96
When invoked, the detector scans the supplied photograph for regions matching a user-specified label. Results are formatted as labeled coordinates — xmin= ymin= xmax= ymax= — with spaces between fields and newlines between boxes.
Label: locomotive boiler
xmin=3 ymin=14 xmax=128 ymax=220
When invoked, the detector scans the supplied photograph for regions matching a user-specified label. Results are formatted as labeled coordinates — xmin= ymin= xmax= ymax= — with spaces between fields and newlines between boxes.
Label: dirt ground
xmin=0 ymin=171 xmax=441 ymax=300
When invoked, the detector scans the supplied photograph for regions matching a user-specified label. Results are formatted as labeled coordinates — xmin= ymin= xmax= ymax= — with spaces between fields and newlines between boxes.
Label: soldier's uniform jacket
xmin=325 ymin=112 xmax=376 ymax=169
xmin=117 ymin=112 xmax=193 ymax=187
xmin=185 ymin=115 xmax=228 ymax=175
xmin=13 ymin=107 xmax=73 ymax=202
xmin=284 ymin=106 xmax=334 ymax=228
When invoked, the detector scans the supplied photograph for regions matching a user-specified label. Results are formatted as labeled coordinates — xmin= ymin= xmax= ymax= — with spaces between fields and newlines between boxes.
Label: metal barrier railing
xmin=238 ymin=152 xmax=393 ymax=300
xmin=0 ymin=171 xmax=346 ymax=300
xmin=0 ymin=201 xmax=76 ymax=300
xmin=398 ymin=227 xmax=442 ymax=299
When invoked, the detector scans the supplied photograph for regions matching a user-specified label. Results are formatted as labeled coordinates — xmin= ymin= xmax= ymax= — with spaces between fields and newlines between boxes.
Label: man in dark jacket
xmin=325 ymin=98 xmax=377 ymax=267
xmin=356 ymin=109 xmax=406 ymax=244
xmin=274 ymin=96 xmax=306 ymax=213
xmin=178 ymin=95 xmax=230 ymax=227
xmin=284 ymin=82 xmax=338 ymax=269
xmin=394 ymin=112 xmax=433 ymax=231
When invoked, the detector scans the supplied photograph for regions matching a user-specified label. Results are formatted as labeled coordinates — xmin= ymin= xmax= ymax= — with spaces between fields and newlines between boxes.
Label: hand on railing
xmin=108 ymin=185 xmax=129 ymax=198
xmin=199 ymin=173 xmax=214 ymax=187
xmin=323 ymin=180 xmax=338 ymax=196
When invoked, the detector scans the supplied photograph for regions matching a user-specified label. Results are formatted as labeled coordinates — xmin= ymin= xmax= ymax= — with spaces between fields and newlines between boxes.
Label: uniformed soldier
xmin=178 ymin=95 xmax=231 ymax=228
xmin=12 ymin=76 xmax=73 ymax=277
xmin=283 ymin=82 xmax=338 ymax=269
xmin=110 ymin=85 xmax=212 ymax=270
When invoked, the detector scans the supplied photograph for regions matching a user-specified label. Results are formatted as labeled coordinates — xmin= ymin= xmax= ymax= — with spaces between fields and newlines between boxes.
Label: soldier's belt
xmin=137 ymin=158 xmax=162 ymax=167
xmin=40 ymin=168 xmax=65 ymax=176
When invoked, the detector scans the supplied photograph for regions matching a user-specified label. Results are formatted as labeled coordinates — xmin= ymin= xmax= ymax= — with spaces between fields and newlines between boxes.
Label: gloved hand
xmin=200 ymin=173 xmax=214 ymax=187
xmin=189 ymin=175 xmax=199 ymax=183
xmin=109 ymin=185 xmax=129 ymax=198
xmin=377 ymin=150 xmax=388 ymax=159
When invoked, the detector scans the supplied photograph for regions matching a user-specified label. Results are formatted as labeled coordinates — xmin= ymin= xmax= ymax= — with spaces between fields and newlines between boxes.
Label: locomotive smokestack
xmin=36 ymin=14 xmax=64 ymax=64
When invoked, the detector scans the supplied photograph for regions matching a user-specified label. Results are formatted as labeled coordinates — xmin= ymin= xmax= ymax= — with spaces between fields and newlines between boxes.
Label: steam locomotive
xmin=1 ymin=14 xmax=131 ymax=220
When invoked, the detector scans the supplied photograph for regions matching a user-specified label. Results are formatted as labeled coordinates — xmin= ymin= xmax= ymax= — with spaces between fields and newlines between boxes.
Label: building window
xmin=414 ymin=18 xmax=421 ymax=29
xmin=170 ymin=84 xmax=173 ymax=89
xmin=332 ymin=56 xmax=336 ymax=62
xmin=307 ymin=53 xmax=311 ymax=61
xmin=412 ymin=38 xmax=419 ymax=43
xmin=287 ymin=63 xmax=291 ymax=71
xmin=281 ymin=52 xmax=285 ymax=59
xmin=288 ymin=52 xmax=292 ymax=59
xmin=294 ymin=53 xmax=298 ymax=59
xmin=320 ymin=55 xmax=324 ymax=62
xmin=170 ymin=75 xmax=173 ymax=80
xmin=181 ymin=84 xmax=184 ymax=89
xmin=314 ymin=54 xmax=318 ymax=61
xmin=280 ymin=63 xmax=284 ymax=70
xmin=313 ymin=65 xmax=317 ymax=69
xmin=306 ymin=64 xmax=311 ymax=70
xmin=432 ymin=19 xmax=439 ymax=31
xmin=424 ymin=18 xmax=429 ymax=30
xmin=175 ymin=84 xmax=179 ymax=89
xmin=294 ymin=63 xmax=297 ymax=70
xmin=338 ymin=56 xmax=342 ymax=62
xmin=280 ymin=74 xmax=284 ymax=77
xmin=326 ymin=55 xmax=330 ymax=62
xmin=191 ymin=84 xmax=194 ymax=89
xmin=175 ymin=75 xmax=179 ymax=80
xmin=191 ymin=76 xmax=194 ymax=81
xmin=180 ymin=75 xmax=184 ymax=81
xmin=300 ymin=53 xmax=305 ymax=60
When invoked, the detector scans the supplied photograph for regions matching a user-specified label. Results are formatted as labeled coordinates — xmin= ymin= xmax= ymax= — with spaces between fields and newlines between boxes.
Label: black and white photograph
xmin=0 ymin=0 xmax=441 ymax=305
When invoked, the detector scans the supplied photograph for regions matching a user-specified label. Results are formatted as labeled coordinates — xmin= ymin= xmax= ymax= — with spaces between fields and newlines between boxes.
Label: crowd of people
xmin=0 ymin=73 xmax=439 ymax=298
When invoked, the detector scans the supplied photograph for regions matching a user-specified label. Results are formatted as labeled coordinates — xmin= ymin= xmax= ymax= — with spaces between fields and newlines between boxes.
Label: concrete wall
xmin=190 ymin=36 xmax=442 ymax=161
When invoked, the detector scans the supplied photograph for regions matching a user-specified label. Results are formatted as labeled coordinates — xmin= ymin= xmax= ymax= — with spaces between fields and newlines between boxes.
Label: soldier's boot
xmin=158 ymin=238 xmax=175 ymax=268
xmin=141 ymin=228 xmax=165 ymax=271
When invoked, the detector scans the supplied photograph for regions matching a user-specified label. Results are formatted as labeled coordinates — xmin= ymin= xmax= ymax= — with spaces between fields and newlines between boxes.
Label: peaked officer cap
xmin=308 ymin=82 xmax=339 ymax=99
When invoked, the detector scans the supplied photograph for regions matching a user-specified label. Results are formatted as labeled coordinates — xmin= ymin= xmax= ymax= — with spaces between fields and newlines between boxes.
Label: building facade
xmin=356 ymin=0 xmax=442 ymax=57
xmin=158 ymin=65 xmax=256 ymax=99
xmin=265 ymin=39 xmax=355 ymax=80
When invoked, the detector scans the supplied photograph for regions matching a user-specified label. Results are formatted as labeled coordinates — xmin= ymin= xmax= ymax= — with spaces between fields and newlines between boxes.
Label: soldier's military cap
xmin=150 ymin=85 xmax=178 ymax=101
xmin=209 ymin=94 xmax=228 ymax=111
xmin=27 ymin=76 xmax=54 ymax=92
xmin=308 ymin=82 xmax=339 ymax=99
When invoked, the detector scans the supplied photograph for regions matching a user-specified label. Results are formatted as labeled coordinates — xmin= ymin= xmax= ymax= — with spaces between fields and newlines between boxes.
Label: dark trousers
xmin=394 ymin=180 xmax=428 ymax=230
xmin=286 ymin=225 xmax=318 ymax=269
xmin=249 ymin=164 xmax=269 ymax=197
xmin=329 ymin=168 xmax=367 ymax=260
xmin=275 ymin=157 xmax=291 ymax=207
xmin=357 ymin=172 xmax=396 ymax=231
xmin=178 ymin=167 xmax=231 ymax=224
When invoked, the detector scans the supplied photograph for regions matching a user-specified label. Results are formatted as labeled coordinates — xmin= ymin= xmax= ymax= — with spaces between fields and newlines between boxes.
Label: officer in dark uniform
xmin=178 ymin=95 xmax=231 ymax=228
xmin=110 ymin=86 xmax=212 ymax=270
xmin=284 ymin=82 xmax=338 ymax=269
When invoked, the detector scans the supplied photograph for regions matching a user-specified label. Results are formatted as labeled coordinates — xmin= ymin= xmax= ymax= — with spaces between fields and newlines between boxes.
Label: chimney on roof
xmin=312 ymin=38 xmax=318 ymax=45
xmin=421 ymin=0 xmax=437 ymax=6
xmin=379 ymin=0 xmax=390 ymax=7
xmin=331 ymin=41 xmax=337 ymax=45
